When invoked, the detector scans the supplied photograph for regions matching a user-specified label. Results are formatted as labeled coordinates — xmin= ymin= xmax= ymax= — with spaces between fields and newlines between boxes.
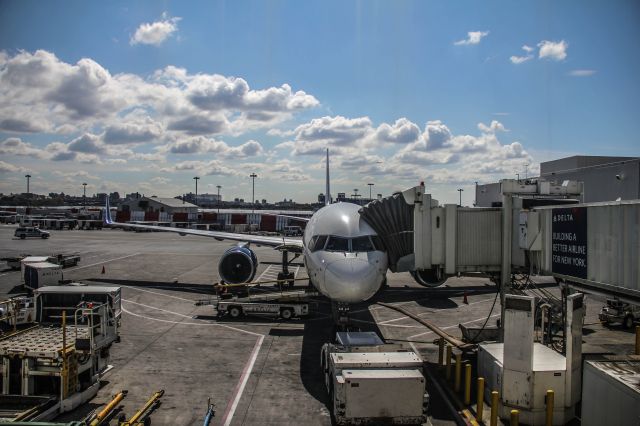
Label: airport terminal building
xmin=476 ymin=155 xmax=639 ymax=206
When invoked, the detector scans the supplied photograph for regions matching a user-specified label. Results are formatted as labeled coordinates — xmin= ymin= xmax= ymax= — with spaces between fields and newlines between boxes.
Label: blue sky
xmin=0 ymin=0 xmax=638 ymax=204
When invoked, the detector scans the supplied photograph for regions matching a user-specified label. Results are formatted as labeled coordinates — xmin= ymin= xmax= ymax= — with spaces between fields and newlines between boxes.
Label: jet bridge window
xmin=352 ymin=236 xmax=375 ymax=252
xmin=325 ymin=236 xmax=349 ymax=252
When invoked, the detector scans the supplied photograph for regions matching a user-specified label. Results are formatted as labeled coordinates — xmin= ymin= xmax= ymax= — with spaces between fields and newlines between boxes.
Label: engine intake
xmin=410 ymin=268 xmax=447 ymax=287
xmin=218 ymin=246 xmax=258 ymax=284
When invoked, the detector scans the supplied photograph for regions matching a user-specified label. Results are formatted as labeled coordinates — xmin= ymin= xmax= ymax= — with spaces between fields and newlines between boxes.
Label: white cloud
xmin=568 ymin=69 xmax=596 ymax=77
xmin=163 ymin=137 xmax=264 ymax=158
xmin=538 ymin=40 xmax=568 ymax=61
xmin=0 ymin=50 xmax=319 ymax=162
xmin=423 ymin=120 xmax=453 ymax=150
xmin=162 ymin=159 xmax=241 ymax=177
xmin=0 ymin=160 xmax=24 ymax=174
xmin=103 ymin=118 xmax=163 ymax=144
xmin=510 ymin=45 xmax=534 ymax=64
xmin=478 ymin=120 xmax=507 ymax=133
xmin=0 ymin=137 xmax=47 ymax=158
xmin=510 ymin=55 xmax=533 ymax=64
xmin=130 ymin=14 xmax=181 ymax=46
xmin=454 ymin=31 xmax=489 ymax=46
xmin=374 ymin=118 xmax=421 ymax=144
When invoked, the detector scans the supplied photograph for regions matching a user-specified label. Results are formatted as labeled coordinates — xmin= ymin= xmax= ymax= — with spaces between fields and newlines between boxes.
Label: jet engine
xmin=410 ymin=268 xmax=446 ymax=288
xmin=218 ymin=246 xmax=258 ymax=284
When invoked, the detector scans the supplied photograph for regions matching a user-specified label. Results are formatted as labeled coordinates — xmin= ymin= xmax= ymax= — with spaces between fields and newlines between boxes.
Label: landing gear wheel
xmin=624 ymin=315 xmax=634 ymax=329
xmin=280 ymin=308 xmax=294 ymax=320
xmin=20 ymin=234 xmax=25 ymax=239
xmin=229 ymin=306 xmax=242 ymax=319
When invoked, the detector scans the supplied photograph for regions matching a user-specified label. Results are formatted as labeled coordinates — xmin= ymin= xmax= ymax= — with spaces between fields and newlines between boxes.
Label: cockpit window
xmin=352 ymin=236 xmax=375 ymax=252
xmin=311 ymin=235 xmax=328 ymax=252
xmin=370 ymin=235 xmax=384 ymax=251
xmin=325 ymin=236 xmax=349 ymax=252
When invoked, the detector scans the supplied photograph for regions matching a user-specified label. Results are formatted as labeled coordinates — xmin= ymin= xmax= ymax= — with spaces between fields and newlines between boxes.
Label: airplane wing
xmin=261 ymin=213 xmax=310 ymax=222
xmin=104 ymin=199 xmax=304 ymax=251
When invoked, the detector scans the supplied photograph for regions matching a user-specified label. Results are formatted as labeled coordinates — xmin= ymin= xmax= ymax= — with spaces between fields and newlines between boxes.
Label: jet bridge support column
xmin=500 ymin=194 xmax=513 ymax=339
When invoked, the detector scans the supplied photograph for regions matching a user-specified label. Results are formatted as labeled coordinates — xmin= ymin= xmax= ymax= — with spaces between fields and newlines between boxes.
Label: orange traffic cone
xmin=101 ymin=265 xmax=105 ymax=274
xmin=463 ymin=291 xmax=469 ymax=304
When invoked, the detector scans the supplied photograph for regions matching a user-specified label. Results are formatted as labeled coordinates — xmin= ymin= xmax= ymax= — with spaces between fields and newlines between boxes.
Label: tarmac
xmin=0 ymin=224 xmax=637 ymax=425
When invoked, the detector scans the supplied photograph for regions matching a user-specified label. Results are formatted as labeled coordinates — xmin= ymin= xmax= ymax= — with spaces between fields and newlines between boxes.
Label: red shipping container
xmin=231 ymin=214 xmax=246 ymax=224
xmin=116 ymin=211 xmax=131 ymax=222
xmin=173 ymin=212 xmax=188 ymax=222
xmin=261 ymin=215 xmax=276 ymax=231
xmin=202 ymin=213 xmax=217 ymax=222
xmin=145 ymin=211 xmax=159 ymax=221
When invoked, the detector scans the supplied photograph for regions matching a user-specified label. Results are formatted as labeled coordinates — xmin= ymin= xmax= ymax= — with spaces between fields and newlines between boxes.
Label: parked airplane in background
xmin=104 ymin=150 xmax=388 ymax=305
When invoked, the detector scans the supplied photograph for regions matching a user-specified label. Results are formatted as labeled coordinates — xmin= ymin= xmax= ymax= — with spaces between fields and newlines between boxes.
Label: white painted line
xmin=1 ymin=252 xmax=141 ymax=277
xmin=221 ymin=335 xmax=264 ymax=426
xmin=120 ymin=303 xmax=265 ymax=426
xmin=122 ymin=299 xmax=262 ymax=337
xmin=377 ymin=295 xmax=498 ymax=325
xmin=407 ymin=314 xmax=501 ymax=340
xmin=119 ymin=284 xmax=195 ymax=302
xmin=69 ymin=253 xmax=141 ymax=271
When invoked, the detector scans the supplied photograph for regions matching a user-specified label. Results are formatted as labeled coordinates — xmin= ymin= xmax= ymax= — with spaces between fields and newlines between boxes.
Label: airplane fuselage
xmin=302 ymin=202 xmax=388 ymax=304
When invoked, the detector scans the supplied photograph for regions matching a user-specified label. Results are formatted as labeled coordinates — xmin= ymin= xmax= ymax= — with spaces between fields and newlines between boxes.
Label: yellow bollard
xmin=636 ymin=326 xmax=640 ymax=356
xmin=511 ymin=409 xmax=519 ymax=426
xmin=464 ymin=363 xmax=472 ymax=404
xmin=445 ymin=345 xmax=452 ymax=380
xmin=476 ymin=377 xmax=485 ymax=422
xmin=490 ymin=390 xmax=499 ymax=426
xmin=438 ymin=338 xmax=445 ymax=368
xmin=545 ymin=389 xmax=554 ymax=426
xmin=454 ymin=353 xmax=462 ymax=392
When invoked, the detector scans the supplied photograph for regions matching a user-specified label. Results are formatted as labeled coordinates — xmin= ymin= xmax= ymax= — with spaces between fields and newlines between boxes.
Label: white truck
xmin=321 ymin=332 xmax=429 ymax=425
xmin=23 ymin=262 xmax=63 ymax=291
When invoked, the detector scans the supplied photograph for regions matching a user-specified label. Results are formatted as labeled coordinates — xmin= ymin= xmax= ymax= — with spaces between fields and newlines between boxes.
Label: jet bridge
xmin=360 ymin=184 xmax=503 ymax=286
xmin=362 ymin=181 xmax=639 ymax=304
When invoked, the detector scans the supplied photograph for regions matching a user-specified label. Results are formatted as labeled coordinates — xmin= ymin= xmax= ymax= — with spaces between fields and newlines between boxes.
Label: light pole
xmin=367 ymin=183 xmax=374 ymax=201
xmin=474 ymin=181 xmax=478 ymax=207
xmin=25 ymin=174 xmax=31 ymax=195
xmin=352 ymin=188 xmax=361 ymax=204
xmin=193 ymin=176 xmax=200 ymax=206
xmin=82 ymin=182 xmax=87 ymax=210
xmin=457 ymin=188 xmax=464 ymax=207
xmin=249 ymin=173 xmax=258 ymax=212
xmin=216 ymin=185 xmax=222 ymax=214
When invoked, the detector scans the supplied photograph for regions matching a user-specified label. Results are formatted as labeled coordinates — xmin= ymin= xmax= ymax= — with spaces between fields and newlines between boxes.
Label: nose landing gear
xmin=331 ymin=302 xmax=354 ymax=331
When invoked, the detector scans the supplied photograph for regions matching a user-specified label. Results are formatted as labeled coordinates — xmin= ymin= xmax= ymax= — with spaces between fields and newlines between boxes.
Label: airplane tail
xmin=104 ymin=196 xmax=114 ymax=225
xmin=325 ymin=148 xmax=331 ymax=206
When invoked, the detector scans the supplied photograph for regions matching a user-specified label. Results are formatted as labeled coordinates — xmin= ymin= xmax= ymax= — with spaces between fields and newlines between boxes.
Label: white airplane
xmin=105 ymin=150 xmax=388 ymax=305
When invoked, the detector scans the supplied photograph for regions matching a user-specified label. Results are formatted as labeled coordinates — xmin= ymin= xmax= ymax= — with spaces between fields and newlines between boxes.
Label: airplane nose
xmin=323 ymin=257 xmax=382 ymax=303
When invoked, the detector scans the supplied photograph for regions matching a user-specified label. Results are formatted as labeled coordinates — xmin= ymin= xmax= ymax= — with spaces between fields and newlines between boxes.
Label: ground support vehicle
xmin=47 ymin=253 xmax=81 ymax=268
xmin=1 ymin=254 xmax=31 ymax=270
xmin=283 ymin=225 xmax=303 ymax=236
xmin=197 ymin=288 xmax=313 ymax=320
xmin=217 ymin=299 xmax=308 ymax=320
xmin=14 ymin=227 xmax=50 ymax=239
xmin=0 ymin=285 xmax=121 ymax=421
xmin=321 ymin=332 xmax=429 ymax=425
xmin=23 ymin=262 xmax=63 ymax=291
xmin=599 ymin=299 xmax=640 ymax=328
